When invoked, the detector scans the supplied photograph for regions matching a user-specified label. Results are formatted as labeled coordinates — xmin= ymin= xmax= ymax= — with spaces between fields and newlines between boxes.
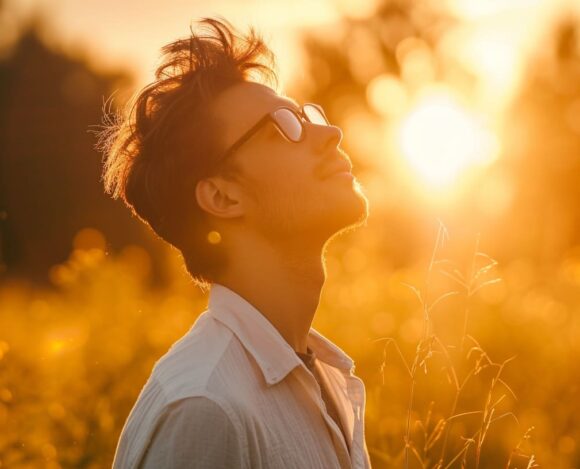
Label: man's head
xmin=99 ymin=18 xmax=368 ymax=287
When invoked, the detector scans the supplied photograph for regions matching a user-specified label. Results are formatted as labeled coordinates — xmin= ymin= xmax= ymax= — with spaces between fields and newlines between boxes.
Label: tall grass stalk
xmin=378 ymin=222 xmax=537 ymax=468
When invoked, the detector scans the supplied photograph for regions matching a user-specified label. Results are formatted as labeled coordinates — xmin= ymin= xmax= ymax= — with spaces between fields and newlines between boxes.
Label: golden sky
xmin=3 ymin=0 xmax=578 ymax=95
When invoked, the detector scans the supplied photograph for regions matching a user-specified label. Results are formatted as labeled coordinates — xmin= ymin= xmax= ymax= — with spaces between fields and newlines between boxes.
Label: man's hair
xmin=97 ymin=18 xmax=276 ymax=287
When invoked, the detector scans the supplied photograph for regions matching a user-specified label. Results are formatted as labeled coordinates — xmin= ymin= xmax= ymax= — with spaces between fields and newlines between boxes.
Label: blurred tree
xmin=299 ymin=1 xmax=457 ymax=110
xmin=0 ymin=22 xmax=169 ymax=286
xmin=503 ymin=16 xmax=580 ymax=263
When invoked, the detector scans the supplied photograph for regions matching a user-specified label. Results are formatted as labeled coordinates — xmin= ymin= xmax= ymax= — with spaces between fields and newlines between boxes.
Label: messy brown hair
xmin=96 ymin=18 xmax=276 ymax=288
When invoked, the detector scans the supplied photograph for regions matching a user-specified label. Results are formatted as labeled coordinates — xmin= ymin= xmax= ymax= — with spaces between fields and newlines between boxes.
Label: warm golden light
xmin=396 ymin=90 xmax=499 ymax=188
xmin=366 ymin=74 xmax=408 ymax=117
xmin=49 ymin=339 xmax=67 ymax=354
xmin=2 ymin=0 xmax=578 ymax=467
xmin=207 ymin=230 xmax=222 ymax=245
xmin=334 ymin=0 xmax=379 ymax=19
xmin=447 ymin=26 xmax=522 ymax=109
xmin=73 ymin=227 xmax=106 ymax=252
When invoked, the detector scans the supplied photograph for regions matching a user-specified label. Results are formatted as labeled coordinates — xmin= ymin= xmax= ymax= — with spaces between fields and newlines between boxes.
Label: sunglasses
xmin=220 ymin=103 xmax=330 ymax=162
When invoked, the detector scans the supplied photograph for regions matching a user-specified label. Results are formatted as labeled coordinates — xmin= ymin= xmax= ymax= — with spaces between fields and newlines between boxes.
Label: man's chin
xmin=342 ymin=194 xmax=369 ymax=230
xmin=325 ymin=182 xmax=369 ymax=240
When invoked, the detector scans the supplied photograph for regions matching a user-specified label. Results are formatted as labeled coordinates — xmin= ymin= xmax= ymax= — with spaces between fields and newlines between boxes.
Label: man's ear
xmin=195 ymin=177 xmax=244 ymax=218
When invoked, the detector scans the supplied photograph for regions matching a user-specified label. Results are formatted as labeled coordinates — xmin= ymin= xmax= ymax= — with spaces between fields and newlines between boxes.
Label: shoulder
xmin=113 ymin=313 xmax=254 ymax=469
xmin=137 ymin=309 xmax=265 ymax=414
xmin=150 ymin=310 xmax=241 ymax=397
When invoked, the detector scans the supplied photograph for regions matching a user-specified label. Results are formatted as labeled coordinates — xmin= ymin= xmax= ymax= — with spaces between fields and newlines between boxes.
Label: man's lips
xmin=317 ymin=157 xmax=353 ymax=180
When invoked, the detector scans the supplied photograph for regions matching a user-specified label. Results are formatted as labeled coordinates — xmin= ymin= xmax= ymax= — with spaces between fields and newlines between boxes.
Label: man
xmin=100 ymin=17 xmax=371 ymax=469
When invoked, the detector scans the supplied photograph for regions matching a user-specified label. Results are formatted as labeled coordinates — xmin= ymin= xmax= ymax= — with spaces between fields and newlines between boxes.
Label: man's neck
xmin=216 ymin=232 xmax=326 ymax=353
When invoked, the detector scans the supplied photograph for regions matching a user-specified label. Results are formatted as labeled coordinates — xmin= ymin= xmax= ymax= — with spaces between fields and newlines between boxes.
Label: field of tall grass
xmin=1 ymin=221 xmax=578 ymax=468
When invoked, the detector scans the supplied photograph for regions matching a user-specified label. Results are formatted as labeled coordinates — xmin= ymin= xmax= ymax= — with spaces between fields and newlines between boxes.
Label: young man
xmin=100 ymin=18 xmax=371 ymax=469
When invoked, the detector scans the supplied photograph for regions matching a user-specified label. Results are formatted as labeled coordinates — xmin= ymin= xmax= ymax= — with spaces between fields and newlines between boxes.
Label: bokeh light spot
xmin=558 ymin=435 xmax=576 ymax=454
xmin=73 ymin=227 xmax=106 ymax=252
xmin=0 ymin=388 xmax=13 ymax=403
xmin=366 ymin=74 xmax=408 ymax=117
xmin=207 ymin=230 xmax=222 ymax=245
xmin=119 ymin=245 xmax=152 ymax=280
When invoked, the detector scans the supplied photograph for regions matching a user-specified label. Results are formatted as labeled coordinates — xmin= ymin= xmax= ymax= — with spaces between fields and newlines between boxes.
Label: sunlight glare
xmin=447 ymin=0 xmax=544 ymax=19
xmin=396 ymin=90 xmax=499 ymax=189
xmin=458 ymin=27 xmax=521 ymax=107
xmin=334 ymin=0 xmax=380 ymax=19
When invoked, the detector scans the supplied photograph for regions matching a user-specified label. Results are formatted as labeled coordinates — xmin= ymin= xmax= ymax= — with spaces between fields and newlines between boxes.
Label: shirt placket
xmin=317 ymin=364 xmax=369 ymax=469
xmin=345 ymin=373 xmax=368 ymax=469
xmin=295 ymin=365 xmax=352 ymax=469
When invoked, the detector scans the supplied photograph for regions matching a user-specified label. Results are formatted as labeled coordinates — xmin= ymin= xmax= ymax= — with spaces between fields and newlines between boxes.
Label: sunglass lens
xmin=273 ymin=108 xmax=303 ymax=142
xmin=303 ymin=104 xmax=329 ymax=126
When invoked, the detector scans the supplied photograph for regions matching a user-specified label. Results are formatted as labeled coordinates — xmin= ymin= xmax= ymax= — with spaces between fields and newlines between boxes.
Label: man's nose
xmin=309 ymin=122 xmax=343 ymax=154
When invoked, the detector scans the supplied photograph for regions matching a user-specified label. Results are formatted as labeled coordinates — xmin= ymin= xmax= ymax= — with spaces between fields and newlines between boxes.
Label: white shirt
xmin=112 ymin=283 xmax=371 ymax=469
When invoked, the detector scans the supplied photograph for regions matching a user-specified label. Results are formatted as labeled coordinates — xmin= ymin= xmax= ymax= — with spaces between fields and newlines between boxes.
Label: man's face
xmin=211 ymin=82 xmax=368 ymax=245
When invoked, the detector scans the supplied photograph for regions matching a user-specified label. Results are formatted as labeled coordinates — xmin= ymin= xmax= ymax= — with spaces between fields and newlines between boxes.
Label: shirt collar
xmin=208 ymin=283 xmax=355 ymax=386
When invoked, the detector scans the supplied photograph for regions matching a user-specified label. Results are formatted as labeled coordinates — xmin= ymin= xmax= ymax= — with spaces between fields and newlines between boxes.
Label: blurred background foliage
xmin=0 ymin=0 xmax=579 ymax=467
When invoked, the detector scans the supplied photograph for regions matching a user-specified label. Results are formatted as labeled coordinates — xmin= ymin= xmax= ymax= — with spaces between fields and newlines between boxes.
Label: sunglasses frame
xmin=219 ymin=103 xmax=329 ymax=162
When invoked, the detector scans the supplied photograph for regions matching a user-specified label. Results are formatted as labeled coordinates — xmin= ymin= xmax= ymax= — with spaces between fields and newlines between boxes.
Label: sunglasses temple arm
xmin=220 ymin=114 xmax=273 ymax=161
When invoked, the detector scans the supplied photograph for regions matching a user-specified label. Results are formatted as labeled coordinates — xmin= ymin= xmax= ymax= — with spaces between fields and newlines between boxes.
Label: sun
xmin=396 ymin=90 xmax=499 ymax=190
